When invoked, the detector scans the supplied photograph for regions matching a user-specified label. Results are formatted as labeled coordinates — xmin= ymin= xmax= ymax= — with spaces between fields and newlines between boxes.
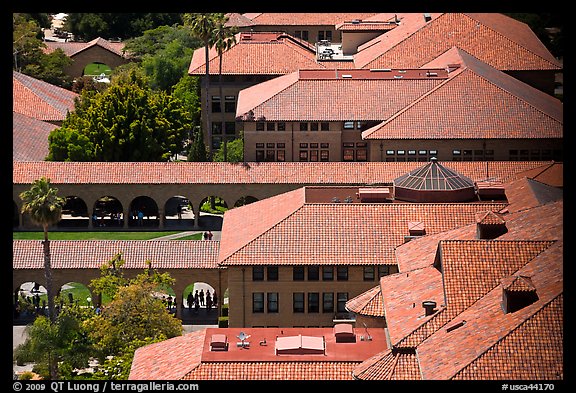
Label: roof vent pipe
xmin=422 ymin=300 xmax=437 ymax=316
xmin=424 ymin=13 xmax=432 ymax=22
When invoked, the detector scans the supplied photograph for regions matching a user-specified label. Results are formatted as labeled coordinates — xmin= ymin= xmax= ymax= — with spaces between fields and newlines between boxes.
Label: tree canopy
xmin=47 ymin=70 xmax=192 ymax=162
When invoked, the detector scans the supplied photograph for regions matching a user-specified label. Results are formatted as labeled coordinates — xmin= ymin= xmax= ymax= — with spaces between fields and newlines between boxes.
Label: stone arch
xmin=128 ymin=196 xmax=159 ymax=228
xmin=198 ymin=195 xmax=229 ymax=229
xmin=56 ymin=281 xmax=94 ymax=309
xmin=82 ymin=61 xmax=112 ymax=78
xmin=164 ymin=195 xmax=195 ymax=228
xmin=180 ymin=281 xmax=219 ymax=325
xmin=59 ymin=195 xmax=89 ymax=228
xmin=13 ymin=281 xmax=47 ymax=323
xmin=92 ymin=195 xmax=124 ymax=228
xmin=234 ymin=195 xmax=259 ymax=208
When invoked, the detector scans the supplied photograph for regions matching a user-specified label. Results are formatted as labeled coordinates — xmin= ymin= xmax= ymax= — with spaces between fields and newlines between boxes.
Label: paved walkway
xmin=151 ymin=231 xmax=221 ymax=241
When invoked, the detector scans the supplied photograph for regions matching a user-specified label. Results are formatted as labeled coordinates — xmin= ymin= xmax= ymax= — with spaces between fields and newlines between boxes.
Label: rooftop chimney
xmin=422 ymin=300 xmax=437 ymax=316
xmin=424 ymin=13 xmax=432 ymax=22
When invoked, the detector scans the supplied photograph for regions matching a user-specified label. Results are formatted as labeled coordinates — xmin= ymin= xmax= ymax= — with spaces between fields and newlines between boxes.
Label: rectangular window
xmin=386 ymin=150 xmax=395 ymax=155
xmin=397 ymin=150 xmax=405 ymax=155
xmin=320 ymin=122 xmax=330 ymax=131
xmin=211 ymin=96 xmax=221 ymax=113
xmin=337 ymin=266 xmax=348 ymax=281
xmin=343 ymin=149 xmax=354 ymax=161
xmin=277 ymin=122 xmax=286 ymax=131
xmin=252 ymin=266 xmax=264 ymax=281
xmin=255 ymin=150 xmax=265 ymax=162
xmin=356 ymin=149 xmax=367 ymax=161
xmin=299 ymin=150 xmax=308 ymax=161
xmin=419 ymin=150 xmax=427 ymax=155
xmin=266 ymin=143 xmax=275 ymax=149
xmin=337 ymin=292 xmax=348 ymax=313
xmin=308 ymin=266 xmax=319 ymax=281
xmin=310 ymin=143 xmax=319 ymax=148
xmin=256 ymin=143 xmax=265 ymax=149
xmin=267 ymin=266 xmax=278 ymax=281
xmin=323 ymin=293 xmax=334 ymax=313
xmin=224 ymin=96 xmax=236 ymax=113
xmin=308 ymin=293 xmax=319 ymax=313
xmin=320 ymin=143 xmax=329 ymax=148
xmin=363 ymin=266 xmax=375 ymax=281
xmin=253 ymin=292 xmax=264 ymax=313
xmin=343 ymin=121 xmax=354 ymax=129
xmin=277 ymin=150 xmax=285 ymax=162
xmin=320 ymin=150 xmax=329 ymax=161
xmin=212 ymin=122 xmax=222 ymax=135
xmin=408 ymin=150 xmax=416 ymax=155
xmin=256 ymin=122 xmax=265 ymax=131
xmin=293 ymin=266 xmax=305 ymax=281
xmin=293 ymin=293 xmax=304 ymax=313
xmin=300 ymin=143 xmax=308 ymax=148
xmin=310 ymin=122 xmax=319 ymax=131
xmin=266 ymin=122 xmax=275 ymax=131
xmin=322 ymin=266 xmax=334 ymax=281
xmin=310 ymin=150 xmax=319 ymax=162
xmin=452 ymin=149 xmax=461 ymax=156
xmin=225 ymin=122 xmax=236 ymax=135
xmin=300 ymin=122 xmax=308 ymax=131
xmin=266 ymin=150 xmax=275 ymax=161
xmin=267 ymin=292 xmax=279 ymax=313
xmin=277 ymin=143 xmax=285 ymax=148
xmin=378 ymin=265 xmax=391 ymax=277
xmin=429 ymin=150 xmax=438 ymax=156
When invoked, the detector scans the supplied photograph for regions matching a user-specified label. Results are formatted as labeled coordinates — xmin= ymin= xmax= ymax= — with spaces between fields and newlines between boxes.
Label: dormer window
xmin=501 ymin=275 xmax=538 ymax=313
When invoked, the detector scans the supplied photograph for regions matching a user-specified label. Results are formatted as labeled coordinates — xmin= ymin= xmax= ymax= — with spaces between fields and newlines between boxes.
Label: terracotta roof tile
xmin=44 ymin=37 xmax=126 ymax=58
xmin=12 ymin=161 xmax=553 ymax=186
xmin=13 ymin=240 xmax=220 ymax=270
xmin=354 ymin=13 xmax=560 ymax=71
xmin=452 ymin=294 xmax=563 ymax=380
xmin=345 ymin=285 xmax=383 ymax=317
xmin=237 ymin=69 xmax=445 ymax=121
xmin=362 ymin=48 xmax=563 ymax=140
xmin=241 ymin=13 xmax=380 ymax=26
xmin=509 ymin=162 xmax=563 ymax=188
xmin=130 ymin=330 xmax=205 ymax=380
xmin=475 ymin=210 xmax=505 ymax=225
xmin=220 ymin=200 xmax=506 ymax=266
xmin=13 ymin=71 xmax=78 ymax=122
xmin=189 ymin=32 xmax=325 ymax=76
xmin=501 ymin=274 xmax=537 ymax=292
xmin=13 ymin=112 xmax=55 ymax=161
xmin=352 ymin=348 xmax=421 ymax=380
xmin=417 ymin=240 xmax=563 ymax=379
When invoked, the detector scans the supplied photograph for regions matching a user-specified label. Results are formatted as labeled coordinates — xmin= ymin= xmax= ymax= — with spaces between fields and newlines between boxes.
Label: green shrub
xmin=218 ymin=316 xmax=228 ymax=328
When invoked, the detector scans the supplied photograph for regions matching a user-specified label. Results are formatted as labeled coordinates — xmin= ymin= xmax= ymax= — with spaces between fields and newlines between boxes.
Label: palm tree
xmin=184 ymin=12 xmax=223 ymax=159
xmin=213 ymin=15 xmax=237 ymax=161
xmin=19 ymin=177 xmax=65 ymax=328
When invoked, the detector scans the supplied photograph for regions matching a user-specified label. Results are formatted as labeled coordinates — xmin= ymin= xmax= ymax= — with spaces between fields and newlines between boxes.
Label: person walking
xmin=187 ymin=292 xmax=194 ymax=309
xmin=199 ymin=289 xmax=205 ymax=306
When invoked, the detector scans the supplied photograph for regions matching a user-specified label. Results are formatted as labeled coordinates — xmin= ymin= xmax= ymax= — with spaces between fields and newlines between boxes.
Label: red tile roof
xmin=353 ymin=13 xmax=561 ymax=71
xmin=13 ymin=240 xmax=220 ymax=270
xmin=353 ymin=348 xmax=421 ymax=380
xmin=504 ymin=177 xmax=563 ymax=213
xmin=188 ymin=32 xmax=325 ymax=76
xmin=240 ymin=13 xmax=380 ymax=26
xmin=13 ymin=112 xmax=55 ymax=161
xmin=43 ymin=37 xmax=126 ymax=58
xmin=362 ymin=47 xmax=563 ymax=140
xmin=13 ymin=71 xmax=78 ymax=122
xmin=130 ymin=327 xmax=388 ymax=380
xmin=509 ymin=161 xmax=563 ymax=188
xmin=13 ymin=161 xmax=553 ymax=186
xmin=236 ymin=68 xmax=446 ymax=121
xmin=345 ymin=285 xmax=384 ymax=317
xmin=352 ymin=194 xmax=562 ymax=379
xmin=219 ymin=186 xmax=506 ymax=266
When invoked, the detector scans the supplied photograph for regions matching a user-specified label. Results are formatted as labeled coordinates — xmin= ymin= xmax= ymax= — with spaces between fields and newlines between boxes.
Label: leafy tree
xmin=47 ymin=70 xmax=192 ymax=161
xmin=212 ymin=135 xmax=243 ymax=163
xmin=141 ymin=39 xmax=194 ymax=91
xmin=13 ymin=14 xmax=73 ymax=88
xmin=187 ymin=127 xmax=208 ymax=162
xmin=64 ymin=13 xmax=183 ymax=42
xmin=123 ymin=24 xmax=201 ymax=61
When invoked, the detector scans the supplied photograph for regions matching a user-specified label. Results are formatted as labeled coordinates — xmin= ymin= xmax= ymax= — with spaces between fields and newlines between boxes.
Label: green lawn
xmin=84 ymin=63 xmax=112 ymax=76
xmin=13 ymin=231 xmax=191 ymax=240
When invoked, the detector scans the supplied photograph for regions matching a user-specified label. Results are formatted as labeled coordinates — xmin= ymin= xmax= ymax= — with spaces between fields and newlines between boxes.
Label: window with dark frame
xmin=224 ymin=96 xmax=236 ymax=113
xmin=293 ymin=292 xmax=304 ymax=313
xmin=337 ymin=292 xmax=348 ymax=313
xmin=211 ymin=96 xmax=221 ymax=113
xmin=363 ymin=266 xmax=375 ymax=281
xmin=323 ymin=292 xmax=334 ymax=313
xmin=267 ymin=266 xmax=278 ymax=281
xmin=267 ymin=292 xmax=279 ymax=313
xmin=253 ymin=292 xmax=264 ymax=313
xmin=308 ymin=266 xmax=319 ymax=281
xmin=293 ymin=266 xmax=305 ymax=281
xmin=252 ymin=266 xmax=264 ymax=281
xmin=322 ymin=266 xmax=334 ymax=280
xmin=308 ymin=292 xmax=319 ymax=313
xmin=337 ymin=266 xmax=348 ymax=281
